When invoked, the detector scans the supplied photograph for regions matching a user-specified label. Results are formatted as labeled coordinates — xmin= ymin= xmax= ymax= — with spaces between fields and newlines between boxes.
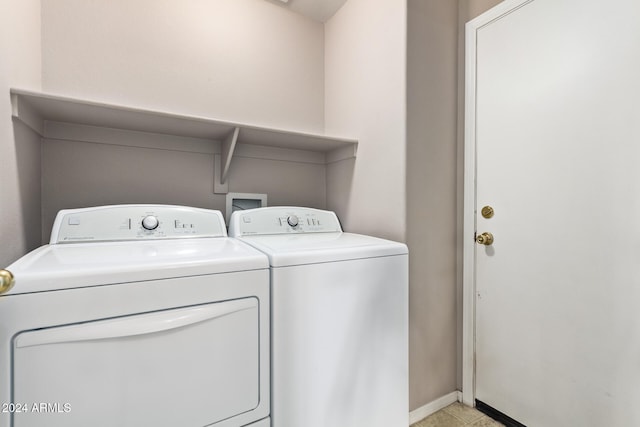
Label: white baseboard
xmin=408 ymin=391 xmax=461 ymax=425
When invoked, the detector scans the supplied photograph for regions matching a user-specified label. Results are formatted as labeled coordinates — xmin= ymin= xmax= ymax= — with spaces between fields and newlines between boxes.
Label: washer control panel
xmin=228 ymin=207 xmax=342 ymax=236
xmin=50 ymin=205 xmax=227 ymax=244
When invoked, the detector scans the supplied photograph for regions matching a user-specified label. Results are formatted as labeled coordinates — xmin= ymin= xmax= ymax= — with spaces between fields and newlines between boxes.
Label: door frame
xmin=461 ymin=0 xmax=534 ymax=406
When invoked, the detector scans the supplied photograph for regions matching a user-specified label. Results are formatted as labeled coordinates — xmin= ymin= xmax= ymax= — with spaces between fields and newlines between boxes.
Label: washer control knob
xmin=287 ymin=215 xmax=299 ymax=227
xmin=142 ymin=215 xmax=159 ymax=230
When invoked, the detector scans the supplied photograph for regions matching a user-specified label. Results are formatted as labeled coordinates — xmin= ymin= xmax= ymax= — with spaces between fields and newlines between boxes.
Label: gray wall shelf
xmin=11 ymin=88 xmax=358 ymax=194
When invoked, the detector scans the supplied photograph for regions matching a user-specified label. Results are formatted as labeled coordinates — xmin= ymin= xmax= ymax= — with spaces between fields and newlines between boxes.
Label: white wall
xmin=324 ymin=0 xmax=406 ymax=242
xmin=41 ymin=0 xmax=325 ymax=133
xmin=0 ymin=0 xmax=41 ymax=266
xmin=34 ymin=0 xmax=329 ymax=242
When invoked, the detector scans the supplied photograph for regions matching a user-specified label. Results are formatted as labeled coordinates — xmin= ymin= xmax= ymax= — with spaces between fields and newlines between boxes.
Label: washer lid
xmin=5 ymin=238 xmax=268 ymax=295
xmin=238 ymin=232 xmax=408 ymax=267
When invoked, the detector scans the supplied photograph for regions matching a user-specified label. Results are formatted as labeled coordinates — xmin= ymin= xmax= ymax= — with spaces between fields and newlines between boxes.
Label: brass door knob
xmin=0 ymin=269 xmax=15 ymax=295
xmin=476 ymin=232 xmax=494 ymax=246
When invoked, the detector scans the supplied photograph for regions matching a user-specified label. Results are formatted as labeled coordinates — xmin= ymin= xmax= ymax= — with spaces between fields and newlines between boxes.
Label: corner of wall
xmin=324 ymin=0 xmax=407 ymax=242
xmin=0 ymin=0 xmax=43 ymax=266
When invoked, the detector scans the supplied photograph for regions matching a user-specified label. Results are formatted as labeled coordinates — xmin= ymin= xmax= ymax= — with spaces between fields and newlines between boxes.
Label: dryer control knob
xmin=287 ymin=215 xmax=299 ymax=227
xmin=142 ymin=215 xmax=159 ymax=230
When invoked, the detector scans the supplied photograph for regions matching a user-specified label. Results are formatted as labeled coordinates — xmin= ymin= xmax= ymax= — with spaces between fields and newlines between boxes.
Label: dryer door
xmin=11 ymin=298 xmax=259 ymax=427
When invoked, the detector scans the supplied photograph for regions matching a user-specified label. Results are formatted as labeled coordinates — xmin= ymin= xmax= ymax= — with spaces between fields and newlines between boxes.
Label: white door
xmin=465 ymin=0 xmax=640 ymax=425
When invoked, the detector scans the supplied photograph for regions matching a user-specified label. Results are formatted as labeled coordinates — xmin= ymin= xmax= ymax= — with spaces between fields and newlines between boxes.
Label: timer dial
xmin=142 ymin=215 xmax=159 ymax=230
xmin=287 ymin=215 xmax=299 ymax=227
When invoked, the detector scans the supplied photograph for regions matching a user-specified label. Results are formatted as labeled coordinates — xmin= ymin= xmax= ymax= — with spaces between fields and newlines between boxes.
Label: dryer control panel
xmin=50 ymin=205 xmax=227 ymax=243
xmin=228 ymin=207 xmax=342 ymax=236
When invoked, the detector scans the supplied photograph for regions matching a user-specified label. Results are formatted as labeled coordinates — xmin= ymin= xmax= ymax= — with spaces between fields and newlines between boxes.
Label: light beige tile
xmin=470 ymin=415 xmax=505 ymax=427
xmin=412 ymin=410 xmax=467 ymax=427
xmin=442 ymin=402 xmax=485 ymax=424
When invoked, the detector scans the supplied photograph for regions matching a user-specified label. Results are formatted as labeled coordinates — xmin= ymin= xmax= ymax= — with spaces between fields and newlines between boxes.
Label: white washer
xmin=1 ymin=205 xmax=270 ymax=427
xmin=229 ymin=207 xmax=408 ymax=427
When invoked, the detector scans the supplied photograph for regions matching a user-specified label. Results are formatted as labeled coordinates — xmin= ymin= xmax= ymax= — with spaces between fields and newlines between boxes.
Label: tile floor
xmin=411 ymin=402 xmax=504 ymax=427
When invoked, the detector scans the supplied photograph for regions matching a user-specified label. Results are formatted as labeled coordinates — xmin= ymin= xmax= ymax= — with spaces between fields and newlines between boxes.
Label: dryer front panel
xmin=11 ymin=298 xmax=259 ymax=427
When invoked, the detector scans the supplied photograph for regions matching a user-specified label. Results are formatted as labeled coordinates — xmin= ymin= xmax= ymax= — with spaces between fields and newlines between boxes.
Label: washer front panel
xmin=270 ymin=256 xmax=408 ymax=427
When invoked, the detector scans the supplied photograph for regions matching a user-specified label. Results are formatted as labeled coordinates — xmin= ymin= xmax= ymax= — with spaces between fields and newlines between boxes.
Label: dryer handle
xmin=15 ymin=298 xmax=256 ymax=349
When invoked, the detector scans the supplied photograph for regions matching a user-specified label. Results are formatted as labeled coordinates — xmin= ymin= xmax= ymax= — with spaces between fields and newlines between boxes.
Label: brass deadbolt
xmin=481 ymin=206 xmax=494 ymax=219
xmin=476 ymin=232 xmax=494 ymax=246
xmin=0 ymin=269 xmax=15 ymax=295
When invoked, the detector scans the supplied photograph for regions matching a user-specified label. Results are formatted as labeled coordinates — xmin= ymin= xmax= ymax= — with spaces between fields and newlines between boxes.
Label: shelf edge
xmin=11 ymin=93 xmax=44 ymax=136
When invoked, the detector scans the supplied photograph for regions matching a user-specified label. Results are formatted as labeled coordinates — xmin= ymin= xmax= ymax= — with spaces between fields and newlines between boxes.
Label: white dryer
xmin=1 ymin=205 xmax=270 ymax=427
xmin=229 ymin=207 xmax=408 ymax=427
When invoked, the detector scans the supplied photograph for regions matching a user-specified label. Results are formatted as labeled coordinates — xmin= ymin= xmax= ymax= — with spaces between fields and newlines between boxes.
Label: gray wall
xmin=407 ymin=0 xmax=459 ymax=409
xmin=41 ymin=129 xmax=326 ymax=241
xmin=0 ymin=0 xmax=41 ymax=266
xmin=406 ymin=0 xmax=503 ymax=409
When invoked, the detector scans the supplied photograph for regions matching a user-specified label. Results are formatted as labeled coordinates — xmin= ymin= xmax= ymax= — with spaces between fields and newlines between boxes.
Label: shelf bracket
xmin=221 ymin=127 xmax=239 ymax=184
xmin=214 ymin=127 xmax=239 ymax=194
